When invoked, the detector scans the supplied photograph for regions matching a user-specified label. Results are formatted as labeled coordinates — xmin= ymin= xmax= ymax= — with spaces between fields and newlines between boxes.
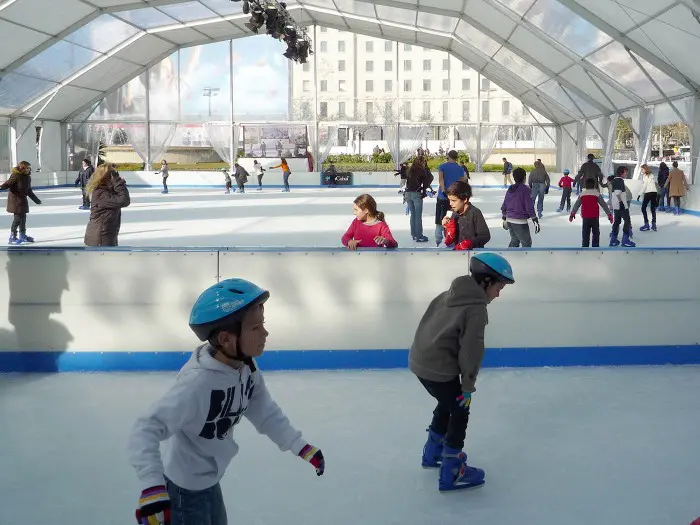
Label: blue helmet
xmin=189 ymin=278 xmax=269 ymax=341
xmin=563 ymin=169 xmax=570 ymax=175
xmin=470 ymin=253 xmax=514 ymax=284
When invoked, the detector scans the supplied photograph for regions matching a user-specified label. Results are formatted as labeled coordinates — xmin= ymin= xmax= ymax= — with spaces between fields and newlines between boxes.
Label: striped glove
xmin=135 ymin=485 xmax=170 ymax=525
xmin=298 ymin=444 xmax=325 ymax=476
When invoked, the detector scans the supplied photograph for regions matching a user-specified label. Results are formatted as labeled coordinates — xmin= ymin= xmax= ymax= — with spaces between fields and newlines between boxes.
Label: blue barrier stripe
xmin=1 ymin=346 xmax=698 ymax=372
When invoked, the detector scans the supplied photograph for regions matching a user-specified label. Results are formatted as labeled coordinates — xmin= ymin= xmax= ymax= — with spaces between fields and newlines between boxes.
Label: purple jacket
xmin=501 ymin=183 xmax=536 ymax=220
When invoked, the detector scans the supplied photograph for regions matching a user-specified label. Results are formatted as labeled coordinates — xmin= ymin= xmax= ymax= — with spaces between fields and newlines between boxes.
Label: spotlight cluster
xmin=232 ymin=0 xmax=313 ymax=63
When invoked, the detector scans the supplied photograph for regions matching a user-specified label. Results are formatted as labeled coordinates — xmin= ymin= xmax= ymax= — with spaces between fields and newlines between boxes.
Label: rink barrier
xmin=0 ymin=247 xmax=699 ymax=372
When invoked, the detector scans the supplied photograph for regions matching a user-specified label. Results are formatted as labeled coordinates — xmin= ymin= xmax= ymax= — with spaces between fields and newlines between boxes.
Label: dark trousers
xmin=81 ymin=187 xmax=90 ymax=207
xmin=582 ymin=217 xmax=600 ymax=247
xmin=559 ymin=188 xmax=572 ymax=210
xmin=11 ymin=213 xmax=27 ymax=235
xmin=612 ymin=207 xmax=631 ymax=236
xmin=673 ymin=196 xmax=681 ymax=207
xmin=238 ymin=181 xmax=245 ymax=193
xmin=418 ymin=377 xmax=470 ymax=450
xmin=508 ymin=222 xmax=532 ymax=248
xmin=162 ymin=176 xmax=168 ymax=192
xmin=225 ymin=180 xmax=231 ymax=191
xmin=641 ymin=192 xmax=657 ymax=224
xmin=435 ymin=198 xmax=450 ymax=225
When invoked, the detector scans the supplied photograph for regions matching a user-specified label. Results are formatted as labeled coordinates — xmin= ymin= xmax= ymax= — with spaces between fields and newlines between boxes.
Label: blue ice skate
xmin=621 ymin=232 xmax=635 ymax=248
xmin=421 ymin=429 xmax=444 ymax=468
xmin=639 ymin=223 xmax=650 ymax=231
xmin=439 ymin=446 xmax=485 ymax=491
xmin=8 ymin=234 xmax=20 ymax=245
xmin=18 ymin=234 xmax=35 ymax=243
xmin=609 ymin=234 xmax=620 ymax=247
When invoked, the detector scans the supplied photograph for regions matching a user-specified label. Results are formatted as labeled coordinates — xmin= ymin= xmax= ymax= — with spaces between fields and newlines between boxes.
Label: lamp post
xmin=202 ymin=87 xmax=220 ymax=118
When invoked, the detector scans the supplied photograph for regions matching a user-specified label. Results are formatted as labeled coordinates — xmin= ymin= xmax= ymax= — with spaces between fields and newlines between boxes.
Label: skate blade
xmin=439 ymin=479 xmax=486 ymax=492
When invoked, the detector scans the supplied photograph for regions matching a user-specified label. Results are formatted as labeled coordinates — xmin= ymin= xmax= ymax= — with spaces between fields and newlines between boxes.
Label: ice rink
xmin=1 ymin=366 xmax=699 ymax=525
xmin=10 ymin=184 xmax=700 ymax=248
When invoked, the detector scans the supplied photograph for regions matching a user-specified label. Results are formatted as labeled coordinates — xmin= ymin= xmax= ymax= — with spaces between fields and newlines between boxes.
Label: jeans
xmin=507 ymin=222 xmax=532 ymax=248
xmin=612 ymin=207 xmax=632 ymax=237
xmin=418 ymin=376 xmax=470 ymax=450
xmin=163 ymin=176 xmax=168 ymax=192
xmin=405 ymin=191 xmax=424 ymax=239
xmin=11 ymin=213 xmax=26 ymax=235
xmin=658 ymin=187 xmax=669 ymax=208
xmin=559 ymin=188 xmax=572 ymax=210
xmin=581 ymin=217 xmax=600 ymax=247
xmin=81 ymin=187 xmax=90 ymax=207
xmin=434 ymin=198 xmax=450 ymax=244
xmin=166 ymin=478 xmax=227 ymax=525
xmin=531 ymin=182 xmax=547 ymax=215
xmin=283 ymin=171 xmax=290 ymax=191
xmin=257 ymin=175 xmax=263 ymax=189
xmin=237 ymin=181 xmax=245 ymax=193
xmin=641 ymin=192 xmax=657 ymax=224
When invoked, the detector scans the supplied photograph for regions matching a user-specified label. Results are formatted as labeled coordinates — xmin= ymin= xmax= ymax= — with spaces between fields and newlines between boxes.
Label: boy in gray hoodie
xmin=409 ymin=253 xmax=515 ymax=492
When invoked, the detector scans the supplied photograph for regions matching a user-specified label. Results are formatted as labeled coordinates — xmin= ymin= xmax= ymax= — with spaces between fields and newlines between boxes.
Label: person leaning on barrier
xmin=84 ymin=165 xmax=131 ymax=247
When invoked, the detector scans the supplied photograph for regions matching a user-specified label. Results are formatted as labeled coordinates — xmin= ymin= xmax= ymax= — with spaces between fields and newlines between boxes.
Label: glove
xmin=569 ymin=214 xmax=575 ymax=223
xmin=545 ymin=187 xmax=549 ymax=194
xmin=443 ymin=218 xmax=457 ymax=246
xmin=456 ymin=393 xmax=471 ymax=410
xmin=608 ymin=214 xmax=613 ymax=224
xmin=75 ymin=181 xmax=80 ymax=187
xmin=637 ymin=196 xmax=640 ymax=201
xmin=455 ymin=239 xmax=473 ymax=251
xmin=502 ymin=218 xmax=508 ymax=231
xmin=135 ymin=486 xmax=170 ymax=525
xmin=298 ymin=444 xmax=325 ymax=476
xmin=533 ymin=220 xmax=541 ymax=234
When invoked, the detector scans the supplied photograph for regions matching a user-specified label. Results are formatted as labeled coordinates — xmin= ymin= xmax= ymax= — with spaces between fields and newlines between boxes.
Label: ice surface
xmin=1 ymin=366 xmax=700 ymax=525
xmin=16 ymin=186 xmax=700 ymax=248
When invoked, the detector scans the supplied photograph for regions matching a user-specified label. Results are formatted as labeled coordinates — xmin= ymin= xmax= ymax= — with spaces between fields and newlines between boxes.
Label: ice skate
xmin=421 ymin=429 xmax=444 ymax=468
xmin=18 ymin=234 xmax=35 ymax=243
xmin=639 ymin=223 xmax=650 ymax=232
xmin=8 ymin=234 xmax=20 ymax=245
xmin=609 ymin=234 xmax=620 ymax=247
xmin=621 ymin=232 xmax=635 ymax=248
xmin=438 ymin=446 xmax=485 ymax=492
xmin=556 ymin=207 xmax=563 ymax=213
xmin=651 ymin=221 xmax=657 ymax=231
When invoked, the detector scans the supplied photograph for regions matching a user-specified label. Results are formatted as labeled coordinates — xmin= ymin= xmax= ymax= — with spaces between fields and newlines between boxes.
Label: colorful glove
xmin=454 ymin=239 xmax=473 ymax=251
xmin=457 ymin=393 xmax=471 ymax=410
xmin=135 ymin=486 xmax=170 ymax=525
xmin=608 ymin=214 xmax=614 ymax=224
xmin=569 ymin=214 xmax=575 ymax=223
xmin=299 ymin=444 xmax=325 ymax=476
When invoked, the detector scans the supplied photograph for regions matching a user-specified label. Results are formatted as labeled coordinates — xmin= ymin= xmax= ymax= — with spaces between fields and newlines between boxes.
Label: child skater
xmin=557 ymin=169 xmax=574 ymax=213
xmin=441 ymin=180 xmax=491 ymax=251
xmin=128 ymin=278 xmax=325 ymax=525
xmin=569 ymin=178 xmax=613 ymax=248
xmin=341 ymin=193 xmax=398 ymax=250
xmin=1 ymin=160 xmax=42 ymax=244
xmin=222 ymin=168 xmax=232 ymax=194
xmin=409 ymin=253 xmax=515 ymax=491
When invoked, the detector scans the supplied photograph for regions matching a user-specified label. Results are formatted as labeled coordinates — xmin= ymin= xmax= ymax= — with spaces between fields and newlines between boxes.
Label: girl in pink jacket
xmin=342 ymin=194 xmax=398 ymax=250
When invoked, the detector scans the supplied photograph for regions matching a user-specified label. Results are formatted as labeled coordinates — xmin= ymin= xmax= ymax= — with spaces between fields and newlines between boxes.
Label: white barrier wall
xmin=0 ymin=248 xmax=698 ymax=372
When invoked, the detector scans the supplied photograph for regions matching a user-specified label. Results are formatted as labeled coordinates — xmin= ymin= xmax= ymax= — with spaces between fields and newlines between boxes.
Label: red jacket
xmin=341 ymin=218 xmax=398 ymax=248
xmin=570 ymin=189 xmax=611 ymax=220
xmin=558 ymin=175 xmax=574 ymax=189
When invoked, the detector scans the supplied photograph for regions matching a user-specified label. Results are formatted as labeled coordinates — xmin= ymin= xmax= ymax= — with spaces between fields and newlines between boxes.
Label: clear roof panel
xmin=199 ymin=0 xmax=245 ymax=16
xmin=572 ymin=0 xmax=678 ymax=33
xmin=538 ymin=79 xmax=583 ymax=118
xmin=158 ymin=2 xmax=219 ymax=23
xmin=493 ymin=48 xmax=549 ymax=86
xmin=525 ymin=0 xmax=612 ymax=57
xmin=492 ymin=0 xmax=537 ymax=17
xmin=333 ymin=0 xmax=377 ymax=17
xmin=454 ymin=21 xmax=501 ymax=57
xmin=586 ymin=42 xmax=661 ymax=100
xmin=0 ymin=73 xmax=57 ymax=111
xmin=375 ymin=5 xmax=416 ymax=26
xmin=564 ymin=86 xmax=603 ymax=118
xmin=15 ymin=40 xmax=100 ymax=83
xmin=115 ymin=8 xmax=179 ymax=29
xmin=629 ymin=51 xmax=686 ymax=98
xmin=64 ymin=15 xmax=140 ymax=53
xmin=417 ymin=11 xmax=458 ymax=33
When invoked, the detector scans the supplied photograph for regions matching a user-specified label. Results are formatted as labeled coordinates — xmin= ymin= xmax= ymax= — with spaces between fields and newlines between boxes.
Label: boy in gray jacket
xmin=409 ymin=253 xmax=515 ymax=492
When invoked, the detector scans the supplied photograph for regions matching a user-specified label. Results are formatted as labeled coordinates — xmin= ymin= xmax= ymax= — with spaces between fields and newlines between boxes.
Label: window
xmin=423 ymin=79 xmax=431 ymax=92
xmin=403 ymin=101 xmax=411 ymax=120
xmin=404 ymin=44 xmax=412 ymax=51
xmin=320 ymin=41 xmax=327 ymax=52
xmin=404 ymin=59 xmax=412 ymax=71
xmin=442 ymin=100 xmax=449 ymax=118
xmin=320 ymin=102 xmax=328 ymax=117
xmin=462 ymin=78 xmax=470 ymax=91
xmin=303 ymin=80 xmax=310 ymax=92
xmin=443 ymin=59 xmax=449 ymax=71
xmin=384 ymin=60 xmax=392 ymax=72
xmin=366 ymin=41 xmax=374 ymax=52
xmin=423 ymin=59 xmax=431 ymax=71
xmin=338 ymin=41 xmax=346 ymax=52
xmin=462 ymin=101 xmax=470 ymax=121
xmin=385 ymin=79 xmax=393 ymax=92
xmin=384 ymin=41 xmax=392 ymax=52
xmin=366 ymin=101 xmax=373 ymax=115
xmin=502 ymin=100 xmax=510 ymax=116
xmin=442 ymin=79 xmax=449 ymax=91
xmin=338 ymin=102 xmax=346 ymax=117
xmin=481 ymin=100 xmax=490 ymax=122
xmin=385 ymin=101 xmax=393 ymax=115
xmin=481 ymin=78 xmax=490 ymax=90
xmin=366 ymin=79 xmax=373 ymax=92
xmin=462 ymin=62 xmax=469 ymax=71
xmin=338 ymin=60 xmax=346 ymax=71
xmin=403 ymin=79 xmax=412 ymax=92
xmin=320 ymin=27 xmax=328 ymax=33
xmin=339 ymin=79 xmax=346 ymax=92
xmin=302 ymin=62 xmax=310 ymax=72
xmin=320 ymin=80 xmax=328 ymax=92
xmin=422 ymin=101 xmax=431 ymax=117
xmin=366 ymin=60 xmax=374 ymax=72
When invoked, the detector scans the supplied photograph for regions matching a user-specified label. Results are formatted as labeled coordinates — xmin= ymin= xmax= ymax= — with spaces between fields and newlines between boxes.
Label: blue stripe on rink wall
xmin=0 ymin=345 xmax=699 ymax=373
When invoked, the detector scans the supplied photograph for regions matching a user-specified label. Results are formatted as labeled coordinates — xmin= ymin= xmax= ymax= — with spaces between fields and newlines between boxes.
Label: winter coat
xmin=665 ymin=168 xmax=689 ymax=198
xmin=528 ymin=165 xmax=550 ymax=186
xmin=234 ymin=166 xmax=249 ymax=184
xmin=84 ymin=177 xmax=131 ymax=247
xmin=570 ymin=189 xmax=611 ymax=220
xmin=409 ymin=275 xmax=489 ymax=394
xmin=1 ymin=169 xmax=41 ymax=214
xmin=75 ymin=166 xmax=94 ymax=187
xmin=575 ymin=160 xmax=604 ymax=189
xmin=657 ymin=164 xmax=670 ymax=187
xmin=501 ymin=183 xmax=537 ymax=220
xmin=638 ymin=173 xmax=659 ymax=195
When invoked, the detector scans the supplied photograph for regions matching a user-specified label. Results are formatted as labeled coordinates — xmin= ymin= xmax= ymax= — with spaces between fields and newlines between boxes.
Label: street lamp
xmin=202 ymin=87 xmax=220 ymax=118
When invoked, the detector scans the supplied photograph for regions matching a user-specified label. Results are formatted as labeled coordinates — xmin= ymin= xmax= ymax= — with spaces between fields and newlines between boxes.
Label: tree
xmin=351 ymin=109 xmax=380 ymax=154
xmin=289 ymin=99 xmax=313 ymax=121
xmin=615 ymin=117 xmax=634 ymax=150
